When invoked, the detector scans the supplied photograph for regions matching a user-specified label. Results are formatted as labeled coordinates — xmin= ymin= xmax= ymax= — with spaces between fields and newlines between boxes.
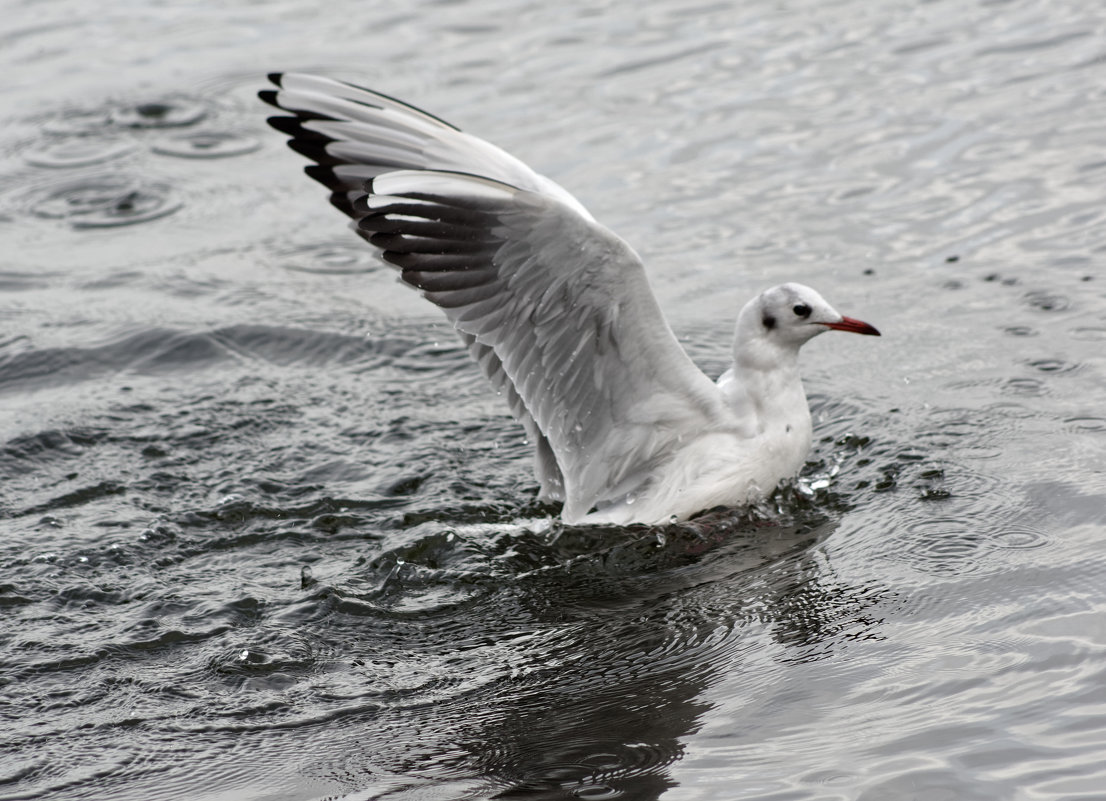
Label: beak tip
xmin=826 ymin=317 xmax=881 ymax=336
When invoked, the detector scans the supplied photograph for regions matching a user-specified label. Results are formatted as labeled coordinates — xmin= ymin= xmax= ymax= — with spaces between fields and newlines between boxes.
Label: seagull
xmin=259 ymin=73 xmax=880 ymax=526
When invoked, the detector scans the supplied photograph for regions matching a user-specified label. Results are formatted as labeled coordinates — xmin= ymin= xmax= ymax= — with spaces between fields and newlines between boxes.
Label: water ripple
xmin=28 ymin=175 xmax=181 ymax=228
xmin=899 ymin=519 xmax=994 ymax=576
xmin=1027 ymin=357 xmax=1079 ymax=374
xmin=0 ymin=325 xmax=401 ymax=394
xmin=151 ymin=131 xmax=261 ymax=159
xmin=23 ymin=138 xmax=136 ymax=168
xmin=108 ymin=98 xmax=208 ymax=129
xmin=275 ymin=241 xmax=385 ymax=275
xmin=1023 ymin=289 xmax=1072 ymax=312
xmin=1064 ymin=416 xmax=1106 ymax=433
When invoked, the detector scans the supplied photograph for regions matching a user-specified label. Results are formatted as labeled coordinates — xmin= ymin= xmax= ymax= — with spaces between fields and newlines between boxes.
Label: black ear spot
xmin=793 ymin=303 xmax=812 ymax=318
xmin=762 ymin=313 xmax=776 ymax=330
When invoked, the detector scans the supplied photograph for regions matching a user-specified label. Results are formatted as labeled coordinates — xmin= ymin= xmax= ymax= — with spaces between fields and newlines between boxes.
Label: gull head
xmin=739 ymin=282 xmax=881 ymax=356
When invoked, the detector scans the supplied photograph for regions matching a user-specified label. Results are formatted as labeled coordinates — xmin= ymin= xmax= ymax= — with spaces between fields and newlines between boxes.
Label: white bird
xmin=260 ymin=73 xmax=880 ymax=526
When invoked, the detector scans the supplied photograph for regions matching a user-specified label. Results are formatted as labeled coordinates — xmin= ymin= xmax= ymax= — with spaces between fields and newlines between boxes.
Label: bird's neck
xmin=721 ymin=337 xmax=809 ymax=436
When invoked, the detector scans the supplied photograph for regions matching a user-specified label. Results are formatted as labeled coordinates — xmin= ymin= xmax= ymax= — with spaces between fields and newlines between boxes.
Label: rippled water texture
xmin=3 ymin=1 xmax=1106 ymax=799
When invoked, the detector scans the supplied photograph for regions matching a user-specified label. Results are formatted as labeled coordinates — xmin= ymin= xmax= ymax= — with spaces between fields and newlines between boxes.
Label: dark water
xmin=3 ymin=1 xmax=1106 ymax=799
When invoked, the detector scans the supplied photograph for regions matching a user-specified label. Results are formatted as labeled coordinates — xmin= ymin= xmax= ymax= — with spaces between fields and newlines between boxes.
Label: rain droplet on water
xmin=110 ymin=98 xmax=208 ymax=128
xmin=29 ymin=176 xmax=181 ymax=228
xmin=151 ymin=131 xmax=261 ymax=159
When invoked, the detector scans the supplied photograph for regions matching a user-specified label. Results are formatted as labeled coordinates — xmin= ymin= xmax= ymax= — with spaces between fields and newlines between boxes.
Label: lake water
xmin=3 ymin=0 xmax=1106 ymax=799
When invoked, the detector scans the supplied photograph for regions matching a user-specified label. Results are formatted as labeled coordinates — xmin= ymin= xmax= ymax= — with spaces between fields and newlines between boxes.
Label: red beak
xmin=824 ymin=316 xmax=881 ymax=336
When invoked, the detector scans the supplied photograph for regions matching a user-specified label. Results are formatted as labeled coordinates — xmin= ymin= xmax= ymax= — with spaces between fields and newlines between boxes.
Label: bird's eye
xmin=793 ymin=303 xmax=812 ymax=318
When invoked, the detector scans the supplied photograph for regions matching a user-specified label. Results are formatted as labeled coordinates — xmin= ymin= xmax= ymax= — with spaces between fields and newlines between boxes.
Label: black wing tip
xmin=259 ymin=74 xmax=286 ymax=107
xmin=328 ymin=193 xmax=359 ymax=218
xmin=265 ymin=115 xmax=303 ymax=135
xmin=287 ymin=136 xmax=340 ymax=164
xmin=304 ymin=163 xmax=337 ymax=183
xmin=305 ymin=165 xmax=367 ymax=197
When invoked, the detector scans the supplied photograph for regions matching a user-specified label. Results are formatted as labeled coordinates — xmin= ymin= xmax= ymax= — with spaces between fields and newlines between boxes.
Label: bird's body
xmin=260 ymin=74 xmax=880 ymax=526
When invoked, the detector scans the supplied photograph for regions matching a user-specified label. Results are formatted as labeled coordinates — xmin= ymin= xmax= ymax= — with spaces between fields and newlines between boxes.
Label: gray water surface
xmin=3 ymin=1 xmax=1106 ymax=799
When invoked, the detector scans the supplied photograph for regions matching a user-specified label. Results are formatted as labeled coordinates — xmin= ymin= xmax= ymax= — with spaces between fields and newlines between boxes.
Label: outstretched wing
xmin=261 ymin=74 xmax=725 ymax=521
xmin=261 ymin=74 xmax=569 ymax=498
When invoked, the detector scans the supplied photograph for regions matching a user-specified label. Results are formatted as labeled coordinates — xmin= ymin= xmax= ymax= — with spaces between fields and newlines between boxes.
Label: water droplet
xmin=919 ymin=487 xmax=952 ymax=501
